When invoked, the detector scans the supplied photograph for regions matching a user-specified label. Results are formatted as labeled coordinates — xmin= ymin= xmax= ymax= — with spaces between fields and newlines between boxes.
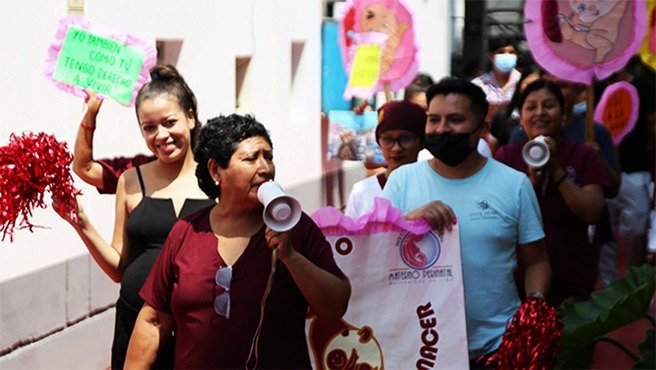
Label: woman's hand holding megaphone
xmin=265 ymin=227 xmax=295 ymax=261
xmin=258 ymin=180 xmax=303 ymax=261
xmin=526 ymin=135 xmax=558 ymax=189
xmin=527 ymin=165 xmax=546 ymax=188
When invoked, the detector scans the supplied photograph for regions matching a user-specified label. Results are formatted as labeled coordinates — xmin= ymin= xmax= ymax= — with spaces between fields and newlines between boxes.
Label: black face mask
xmin=424 ymin=129 xmax=478 ymax=167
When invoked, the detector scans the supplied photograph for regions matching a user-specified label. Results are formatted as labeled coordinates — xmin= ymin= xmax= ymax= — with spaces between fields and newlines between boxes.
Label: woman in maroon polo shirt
xmin=126 ymin=114 xmax=350 ymax=369
xmin=495 ymin=79 xmax=610 ymax=306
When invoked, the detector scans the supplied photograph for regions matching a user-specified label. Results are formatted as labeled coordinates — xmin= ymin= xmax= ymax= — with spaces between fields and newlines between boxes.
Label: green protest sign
xmin=52 ymin=26 xmax=145 ymax=105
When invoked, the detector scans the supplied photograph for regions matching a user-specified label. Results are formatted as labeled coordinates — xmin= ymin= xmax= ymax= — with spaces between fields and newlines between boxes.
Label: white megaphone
xmin=257 ymin=180 xmax=302 ymax=232
xmin=522 ymin=135 xmax=550 ymax=168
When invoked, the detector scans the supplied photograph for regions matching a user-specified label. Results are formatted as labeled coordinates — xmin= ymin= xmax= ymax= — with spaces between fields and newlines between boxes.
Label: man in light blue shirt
xmin=382 ymin=78 xmax=551 ymax=369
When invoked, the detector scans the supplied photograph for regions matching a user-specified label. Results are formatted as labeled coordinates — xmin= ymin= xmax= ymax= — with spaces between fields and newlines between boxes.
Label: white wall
xmin=407 ymin=0 xmax=454 ymax=81
xmin=0 ymin=1 xmax=453 ymax=367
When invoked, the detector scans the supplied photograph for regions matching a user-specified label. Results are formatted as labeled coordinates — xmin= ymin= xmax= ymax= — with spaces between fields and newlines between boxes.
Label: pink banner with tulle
xmin=307 ymin=197 xmax=469 ymax=369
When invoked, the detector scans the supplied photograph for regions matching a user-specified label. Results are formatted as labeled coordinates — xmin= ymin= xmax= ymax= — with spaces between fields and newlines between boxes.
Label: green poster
xmin=53 ymin=26 xmax=146 ymax=105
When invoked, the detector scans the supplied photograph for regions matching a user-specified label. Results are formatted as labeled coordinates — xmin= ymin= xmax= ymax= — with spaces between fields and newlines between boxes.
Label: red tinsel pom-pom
xmin=0 ymin=132 xmax=80 ymax=241
xmin=485 ymin=297 xmax=562 ymax=370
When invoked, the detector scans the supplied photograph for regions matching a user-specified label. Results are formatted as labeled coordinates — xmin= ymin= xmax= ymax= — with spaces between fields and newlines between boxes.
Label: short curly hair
xmin=194 ymin=114 xmax=272 ymax=199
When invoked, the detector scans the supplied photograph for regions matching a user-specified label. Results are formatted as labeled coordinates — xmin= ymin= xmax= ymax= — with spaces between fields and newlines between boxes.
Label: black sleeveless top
xmin=120 ymin=166 xmax=216 ymax=311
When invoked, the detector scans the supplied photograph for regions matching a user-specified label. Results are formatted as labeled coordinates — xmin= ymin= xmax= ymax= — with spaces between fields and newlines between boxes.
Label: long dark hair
xmin=135 ymin=64 xmax=200 ymax=146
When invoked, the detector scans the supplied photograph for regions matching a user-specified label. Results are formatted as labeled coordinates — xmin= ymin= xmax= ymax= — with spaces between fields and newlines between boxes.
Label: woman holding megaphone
xmin=495 ymin=79 xmax=610 ymax=306
xmin=125 ymin=114 xmax=350 ymax=369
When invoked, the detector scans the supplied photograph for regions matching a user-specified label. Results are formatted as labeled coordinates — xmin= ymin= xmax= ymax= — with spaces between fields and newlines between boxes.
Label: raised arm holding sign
xmin=44 ymin=16 xmax=158 ymax=194
xmin=72 ymin=88 xmax=155 ymax=194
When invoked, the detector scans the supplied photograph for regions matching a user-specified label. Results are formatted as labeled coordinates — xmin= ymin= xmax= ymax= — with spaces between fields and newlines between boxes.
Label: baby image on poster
xmin=557 ymin=0 xmax=629 ymax=63
xmin=525 ymin=0 xmax=647 ymax=84
xmin=327 ymin=110 xmax=384 ymax=166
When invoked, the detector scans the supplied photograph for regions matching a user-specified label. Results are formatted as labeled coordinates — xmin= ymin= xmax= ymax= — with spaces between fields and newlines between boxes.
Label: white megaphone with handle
xmin=522 ymin=135 xmax=550 ymax=168
xmin=257 ymin=180 xmax=302 ymax=232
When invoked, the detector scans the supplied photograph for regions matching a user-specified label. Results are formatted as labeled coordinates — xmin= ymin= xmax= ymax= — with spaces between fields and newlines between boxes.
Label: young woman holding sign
xmin=54 ymin=64 xmax=215 ymax=369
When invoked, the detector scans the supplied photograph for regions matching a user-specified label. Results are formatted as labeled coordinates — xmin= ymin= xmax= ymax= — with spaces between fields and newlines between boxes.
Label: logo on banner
xmin=399 ymin=232 xmax=441 ymax=269
xmin=391 ymin=232 xmax=453 ymax=284
xmin=307 ymin=309 xmax=384 ymax=370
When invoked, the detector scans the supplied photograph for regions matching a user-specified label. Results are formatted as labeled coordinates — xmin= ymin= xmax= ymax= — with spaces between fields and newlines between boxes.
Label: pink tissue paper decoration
xmin=311 ymin=197 xmax=431 ymax=236
xmin=338 ymin=0 xmax=420 ymax=99
xmin=43 ymin=15 xmax=157 ymax=106
xmin=524 ymin=0 xmax=648 ymax=84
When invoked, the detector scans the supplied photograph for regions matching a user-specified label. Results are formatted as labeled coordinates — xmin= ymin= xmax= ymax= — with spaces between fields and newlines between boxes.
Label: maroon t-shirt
xmin=140 ymin=206 xmax=345 ymax=369
xmin=495 ymin=139 xmax=610 ymax=304
xmin=97 ymin=154 xmax=156 ymax=194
